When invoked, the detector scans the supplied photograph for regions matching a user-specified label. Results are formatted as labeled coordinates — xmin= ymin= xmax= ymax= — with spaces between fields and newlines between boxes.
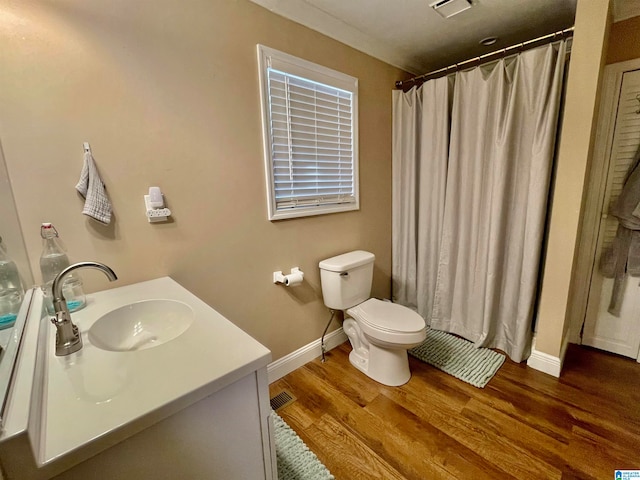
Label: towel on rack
xmin=75 ymin=150 xmax=112 ymax=224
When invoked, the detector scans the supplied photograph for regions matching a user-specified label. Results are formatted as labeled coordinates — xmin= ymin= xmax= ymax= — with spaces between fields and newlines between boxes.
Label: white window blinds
xmin=258 ymin=45 xmax=359 ymax=220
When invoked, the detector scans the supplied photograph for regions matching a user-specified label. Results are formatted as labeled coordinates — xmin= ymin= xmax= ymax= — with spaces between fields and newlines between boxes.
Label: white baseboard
xmin=526 ymin=332 xmax=570 ymax=378
xmin=527 ymin=348 xmax=563 ymax=377
xmin=267 ymin=328 xmax=348 ymax=384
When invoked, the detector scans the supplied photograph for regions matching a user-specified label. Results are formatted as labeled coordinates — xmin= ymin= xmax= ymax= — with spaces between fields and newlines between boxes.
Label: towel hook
xmin=83 ymin=142 xmax=92 ymax=154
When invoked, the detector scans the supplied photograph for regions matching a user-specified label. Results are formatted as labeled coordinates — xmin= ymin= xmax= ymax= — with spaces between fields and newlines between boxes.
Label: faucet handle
xmin=51 ymin=309 xmax=71 ymax=325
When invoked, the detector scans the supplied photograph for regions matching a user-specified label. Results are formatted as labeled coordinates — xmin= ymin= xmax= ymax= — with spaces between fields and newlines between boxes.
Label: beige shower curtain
xmin=393 ymin=41 xmax=567 ymax=362
xmin=392 ymin=77 xmax=451 ymax=318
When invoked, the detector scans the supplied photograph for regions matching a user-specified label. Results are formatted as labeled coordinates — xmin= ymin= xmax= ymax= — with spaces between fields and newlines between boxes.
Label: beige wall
xmin=0 ymin=0 xmax=405 ymax=360
xmin=606 ymin=15 xmax=640 ymax=64
xmin=534 ymin=0 xmax=611 ymax=359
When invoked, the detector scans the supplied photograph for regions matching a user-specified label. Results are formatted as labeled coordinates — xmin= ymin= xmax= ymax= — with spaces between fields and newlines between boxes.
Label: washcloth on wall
xmin=75 ymin=150 xmax=112 ymax=224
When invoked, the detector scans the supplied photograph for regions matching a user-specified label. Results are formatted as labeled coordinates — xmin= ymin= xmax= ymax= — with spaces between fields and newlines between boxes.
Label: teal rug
xmin=273 ymin=411 xmax=334 ymax=480
xmin=409 ymin=329 xmax=506 ymax=388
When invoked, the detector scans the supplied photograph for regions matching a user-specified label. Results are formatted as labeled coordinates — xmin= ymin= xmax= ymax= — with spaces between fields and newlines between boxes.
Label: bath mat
xmin=273 ymin=411 xmax=334 ymax=480
xmin=409 ymin=329 xmax=506 ymax=388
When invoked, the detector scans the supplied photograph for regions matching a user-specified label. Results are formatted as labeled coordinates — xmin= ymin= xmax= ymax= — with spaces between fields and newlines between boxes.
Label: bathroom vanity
xmin=0 ymin=277 xmax=276 ymax=479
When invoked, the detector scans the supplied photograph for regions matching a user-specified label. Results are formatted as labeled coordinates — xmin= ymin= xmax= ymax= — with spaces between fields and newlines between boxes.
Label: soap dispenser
xmin=40 ymin=223 xmax=86 ymax=314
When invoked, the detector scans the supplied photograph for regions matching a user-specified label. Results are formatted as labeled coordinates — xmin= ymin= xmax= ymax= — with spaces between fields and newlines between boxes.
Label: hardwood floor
xmin=269 ymin=342 xmax=640 ymax=479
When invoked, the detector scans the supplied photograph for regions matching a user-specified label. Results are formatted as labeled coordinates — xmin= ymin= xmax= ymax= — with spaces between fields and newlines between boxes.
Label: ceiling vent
xmin=430 ymin=0 xmax=473 ymax=18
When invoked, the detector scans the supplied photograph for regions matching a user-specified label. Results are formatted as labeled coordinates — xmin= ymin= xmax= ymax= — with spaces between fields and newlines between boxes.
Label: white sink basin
xmin=88 ymin=299 xmax=194 ymax=352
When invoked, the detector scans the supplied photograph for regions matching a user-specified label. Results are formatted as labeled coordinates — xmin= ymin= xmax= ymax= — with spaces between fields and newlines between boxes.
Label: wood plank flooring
xmin=269 ymin=342 xmax=640 ymax=479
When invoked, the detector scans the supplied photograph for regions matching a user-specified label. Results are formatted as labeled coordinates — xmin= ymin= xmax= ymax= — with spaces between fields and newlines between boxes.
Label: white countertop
xmin=38 ymin=277 xmax=271 ymax=467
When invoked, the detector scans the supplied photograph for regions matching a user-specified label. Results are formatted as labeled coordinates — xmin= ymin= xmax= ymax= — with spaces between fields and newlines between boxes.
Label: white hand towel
xmin=75 ymin=151 xmax=112 ymax=224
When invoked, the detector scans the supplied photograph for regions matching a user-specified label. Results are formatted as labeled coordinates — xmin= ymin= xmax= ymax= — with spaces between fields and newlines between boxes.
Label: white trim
xmin=248 ymin=0 xmax=423 ymax=74
xmin=527 ymin=348 xmax=562 ymax=377
xmin=260 ymin=45 xmax=358 ymax=92
xmin=526 ymin=333 xmax=570 ymax=378
xmin=267 ymin=327 xmax=347 ymax=384
xmin=256 ymin=44 xmax=360 ymax=221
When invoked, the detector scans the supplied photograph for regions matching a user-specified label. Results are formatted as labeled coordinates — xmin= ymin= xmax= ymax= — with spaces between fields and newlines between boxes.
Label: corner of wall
xmin=532 ymin=0 xmax=612 ymax=363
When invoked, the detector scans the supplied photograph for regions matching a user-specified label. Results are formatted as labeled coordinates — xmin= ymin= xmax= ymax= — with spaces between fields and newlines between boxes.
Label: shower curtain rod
xmin=395 ymin=26 xmax=574 ymax=89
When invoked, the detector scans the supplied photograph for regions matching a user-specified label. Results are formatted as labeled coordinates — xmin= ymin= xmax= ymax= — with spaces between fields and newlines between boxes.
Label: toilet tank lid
xmin=319 ymin=250 xmax=375 ymax=272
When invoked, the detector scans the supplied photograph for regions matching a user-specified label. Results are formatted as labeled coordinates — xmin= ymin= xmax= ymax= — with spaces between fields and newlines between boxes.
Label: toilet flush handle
xmin=340 ymin=272 xmax=349 ymax=277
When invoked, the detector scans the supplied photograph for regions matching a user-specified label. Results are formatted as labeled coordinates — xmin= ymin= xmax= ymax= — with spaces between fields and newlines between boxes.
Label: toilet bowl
xmin=319 ymin=250 xmax=427 ymax=386
xmin=344 ymin=298 xmax=426 ymax=386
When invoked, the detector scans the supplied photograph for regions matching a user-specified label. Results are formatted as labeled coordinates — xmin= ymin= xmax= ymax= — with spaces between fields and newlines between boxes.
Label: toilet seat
xmin=347 ymin=298 xmax=425 ymax=332
xmin=346 ymin=299 xmax=426 ymax=346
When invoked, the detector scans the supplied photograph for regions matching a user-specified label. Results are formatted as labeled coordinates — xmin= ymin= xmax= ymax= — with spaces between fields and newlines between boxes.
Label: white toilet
xmin=319 ymin=250 xmax=427 ymax=386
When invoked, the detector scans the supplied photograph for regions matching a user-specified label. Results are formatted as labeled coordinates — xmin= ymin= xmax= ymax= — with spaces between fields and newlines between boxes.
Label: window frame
xmin=257 ymin=44 xmax=360 ymax=221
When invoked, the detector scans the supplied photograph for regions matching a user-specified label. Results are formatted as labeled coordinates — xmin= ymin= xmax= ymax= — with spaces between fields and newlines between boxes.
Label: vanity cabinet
xmin=0 ymin=279 xmax=277 ymax=480
xmin=50 ymin=369 xmax=275 ymax=480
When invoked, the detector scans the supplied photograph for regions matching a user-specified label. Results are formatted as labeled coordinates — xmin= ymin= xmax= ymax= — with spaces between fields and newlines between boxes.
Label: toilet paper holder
xmin=273 ymin=267 xmax=304 ymax=287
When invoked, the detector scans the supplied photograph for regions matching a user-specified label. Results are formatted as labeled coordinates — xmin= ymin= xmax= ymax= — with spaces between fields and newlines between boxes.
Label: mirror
xmin=0 ymin=140 xmax=34 ymax=423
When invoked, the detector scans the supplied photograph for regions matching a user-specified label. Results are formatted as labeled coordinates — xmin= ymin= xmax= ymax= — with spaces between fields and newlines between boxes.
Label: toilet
xmin=319 ymin=250 xmax=427 ymax=386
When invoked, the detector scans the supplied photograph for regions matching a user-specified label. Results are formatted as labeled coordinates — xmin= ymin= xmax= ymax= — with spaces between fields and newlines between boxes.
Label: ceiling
xmin=250 ymin=0 xmax=640 ymax=75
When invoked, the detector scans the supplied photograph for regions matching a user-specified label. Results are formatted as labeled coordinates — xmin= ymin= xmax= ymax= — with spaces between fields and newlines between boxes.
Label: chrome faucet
xmin=51 ymin=261 xmax=117 ymax=356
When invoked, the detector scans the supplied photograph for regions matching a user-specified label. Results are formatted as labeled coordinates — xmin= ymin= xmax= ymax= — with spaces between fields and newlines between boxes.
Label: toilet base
xmin=344 ymin=318 xmax=412 ymax=387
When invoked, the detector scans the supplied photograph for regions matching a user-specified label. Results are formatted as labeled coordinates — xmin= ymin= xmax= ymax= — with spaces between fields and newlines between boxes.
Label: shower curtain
xmin=392 ymin=77 xmax=451 ymax=318
xmin=392 ymin=41 xmax=567 ymax=362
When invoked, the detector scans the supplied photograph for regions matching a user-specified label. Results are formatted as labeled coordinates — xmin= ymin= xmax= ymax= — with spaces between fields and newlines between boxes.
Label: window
xmin=257 ymin=45 xmax=359 ymax=220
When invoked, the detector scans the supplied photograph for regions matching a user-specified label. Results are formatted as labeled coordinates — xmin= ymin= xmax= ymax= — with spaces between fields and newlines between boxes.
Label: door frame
xmin=568 ymin=57 xmax=640 ymax=363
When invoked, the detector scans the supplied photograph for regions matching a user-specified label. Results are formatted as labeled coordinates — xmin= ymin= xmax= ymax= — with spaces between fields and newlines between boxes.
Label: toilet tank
xmin=319 ymin=250 xmax=375 ymax=310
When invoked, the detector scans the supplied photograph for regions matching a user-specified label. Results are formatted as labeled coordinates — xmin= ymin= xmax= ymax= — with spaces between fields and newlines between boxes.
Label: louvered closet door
xmin=583 ymin=68 xmax=640 ymax=359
